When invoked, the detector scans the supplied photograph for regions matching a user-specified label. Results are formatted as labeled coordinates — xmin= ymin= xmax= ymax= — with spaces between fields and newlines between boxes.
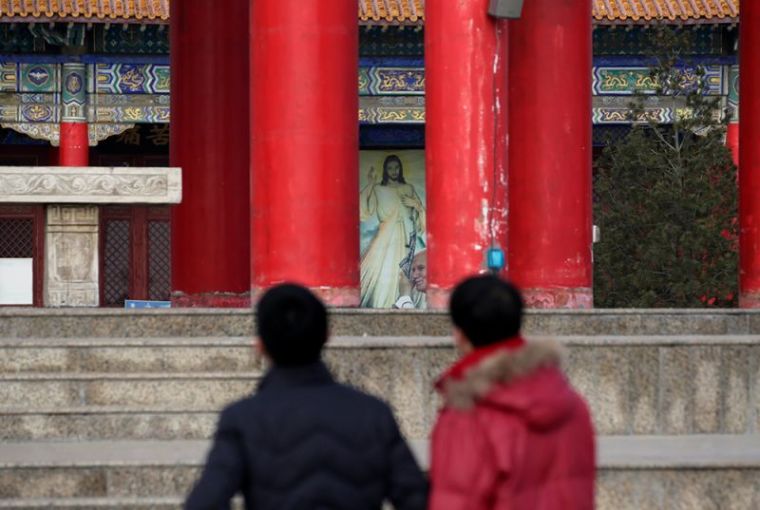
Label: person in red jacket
xmin=429 ymin=275 xmax=596 ymax=510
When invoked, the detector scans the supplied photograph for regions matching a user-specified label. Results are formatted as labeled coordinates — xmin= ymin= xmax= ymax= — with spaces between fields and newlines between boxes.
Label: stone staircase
xmin=1 ymin=309 xmax=759 ymax=508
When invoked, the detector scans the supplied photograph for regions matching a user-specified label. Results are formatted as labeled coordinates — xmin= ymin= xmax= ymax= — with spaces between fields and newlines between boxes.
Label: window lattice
xmin=0 ymin=219 xmax=33 ymax=258
xmin=148 ymin=220 xmax=171 ymax=301
xmin=103 ymin=220 xmax=131 ymax=306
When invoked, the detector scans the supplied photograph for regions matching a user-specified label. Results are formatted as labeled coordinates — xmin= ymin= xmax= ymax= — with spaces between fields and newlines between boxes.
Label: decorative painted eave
xmin=0 ymin=0 xmax=740 ymax=26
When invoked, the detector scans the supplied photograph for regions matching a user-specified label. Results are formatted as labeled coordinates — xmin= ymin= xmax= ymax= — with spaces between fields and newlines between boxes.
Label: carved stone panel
xmin=0 ymin=166 xmax=182 ymax=204
xmin=44 ymin=205 xmax=99 ymax=307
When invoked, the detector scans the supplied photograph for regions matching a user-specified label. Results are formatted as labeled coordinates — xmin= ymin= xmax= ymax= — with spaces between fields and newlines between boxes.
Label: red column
xmin=740 ymin=2 xmax=760 ymax=307
xmin=170 ymin=0 xmax=251 ymax=307
xmin=425 ymin=0 xmax=508 ymax=309
xmin=507 ymin=0 xmax=593 ymax=308
xmin=59 ymin=123 xmax=88 ymax=166
xmin=727 ymin=122 xmax=739 ymax=167
xmin=250 ymin=0 xmax=359 ymax=305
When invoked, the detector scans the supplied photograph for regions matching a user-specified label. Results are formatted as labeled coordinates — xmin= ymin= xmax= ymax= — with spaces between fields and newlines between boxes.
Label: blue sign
xmin=125 ymin=300 xmax=171 ymax=309
xmin=486 ymin=247 xmax=506 ymax=273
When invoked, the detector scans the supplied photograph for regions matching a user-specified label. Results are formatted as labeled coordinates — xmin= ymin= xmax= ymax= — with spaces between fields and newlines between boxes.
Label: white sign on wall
xmin=0 ymin=258 xmax=33 ymax=305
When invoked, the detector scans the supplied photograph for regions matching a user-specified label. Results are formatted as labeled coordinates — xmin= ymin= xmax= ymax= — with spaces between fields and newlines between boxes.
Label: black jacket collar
xmin=258 ymin=361 xmax=334 ymax=392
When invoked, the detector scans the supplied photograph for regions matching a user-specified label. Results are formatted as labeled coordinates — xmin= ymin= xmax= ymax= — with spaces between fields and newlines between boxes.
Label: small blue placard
xmin=486 ymin=247 xmax=506 ymax=272
xmin=125 ymin=300 xmax=171 ymax=309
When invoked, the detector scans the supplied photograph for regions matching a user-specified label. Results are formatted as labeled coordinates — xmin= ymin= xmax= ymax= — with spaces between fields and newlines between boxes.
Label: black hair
xmin=381 ymin=154 xmax=406 ymax=185
xmin=256 ymin=284 xmax=328 ymax=366
xmin=449 ymin=275 xmax=524 ymax=347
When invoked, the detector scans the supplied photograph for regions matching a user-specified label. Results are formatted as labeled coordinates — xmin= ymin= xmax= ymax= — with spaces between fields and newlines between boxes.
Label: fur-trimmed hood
xmin=437 ymin=338 xmax=576 ymax=430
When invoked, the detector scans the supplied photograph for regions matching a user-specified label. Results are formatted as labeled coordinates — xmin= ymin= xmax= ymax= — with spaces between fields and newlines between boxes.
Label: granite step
xmin=0 ymin=337 xmax=259 ymax=373
xmin=0 ymin=497 xmax=187 ymax=510
xmin=5 ymin=308 xmax=760 ymax=338
xmin=1 ymin=335 xmax=759 ymax=439
xmin=0 ymin=436 xmax=758 ymax=509
xmin=0 ymin=407 xmax=219 ymax=441
xmin=0 ymin=372 xmax=260 ymax=409
xmin=0 ymin=498 xmax=244 ymax=510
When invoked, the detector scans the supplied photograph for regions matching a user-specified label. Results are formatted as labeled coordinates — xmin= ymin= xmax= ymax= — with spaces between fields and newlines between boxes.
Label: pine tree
xmin=594 ymin=27 xmax=737 ymax=307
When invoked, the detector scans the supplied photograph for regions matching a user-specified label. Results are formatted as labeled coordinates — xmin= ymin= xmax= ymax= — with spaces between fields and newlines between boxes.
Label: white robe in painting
xmin=360 ymin=183 xmax=425 ymax=308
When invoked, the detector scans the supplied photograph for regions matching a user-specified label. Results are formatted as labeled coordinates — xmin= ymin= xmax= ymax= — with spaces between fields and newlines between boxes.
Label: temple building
xmin=0 ymin=0 xmax=753 ymax=308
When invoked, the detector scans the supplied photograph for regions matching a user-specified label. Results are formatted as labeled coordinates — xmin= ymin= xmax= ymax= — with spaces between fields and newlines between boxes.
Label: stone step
xmin=0 ymin=335 xmax=758 ymax=438
xmin=329 ymin=335 xmax=760 ymax=437
xmin=0 ymin=436 xmax=757 ymax=509
xmin=0 ymin=408 xmax=218 ymax=441
xmin=0 ymin=372 xmax=259 ymax=409
xmin=0 ymin=337 xmax=259 ymax=373
xmin=0 ymin=498 xmax=248 ymax=510
xmin=0 ymin=497 xmax=186 ymax=510
xmin=5 ymin=308 xmax=760 ymax=338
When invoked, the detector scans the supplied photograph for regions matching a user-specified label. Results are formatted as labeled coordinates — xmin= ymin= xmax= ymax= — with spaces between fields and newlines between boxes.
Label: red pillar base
xmin=172 ymin=292 xmax=251 ymax=308
xmin=520 ymin=287 xmax=593 ymax=309
xmin=739 ymin=291 xmax=760 ymax=308
xmin=252 ymin=286 xmax=359 ymax=308
xmin=427 ymin=287 xmax=451 ymax=311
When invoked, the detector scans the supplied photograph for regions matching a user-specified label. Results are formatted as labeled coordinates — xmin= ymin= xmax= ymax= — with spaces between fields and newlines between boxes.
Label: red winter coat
xmin=429 ymin=337 xmax=596 ymax=510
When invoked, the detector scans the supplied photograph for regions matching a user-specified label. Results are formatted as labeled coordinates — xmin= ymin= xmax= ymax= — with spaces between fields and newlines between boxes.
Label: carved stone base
xmin=44 ymin=205 xmax=99 ymax=307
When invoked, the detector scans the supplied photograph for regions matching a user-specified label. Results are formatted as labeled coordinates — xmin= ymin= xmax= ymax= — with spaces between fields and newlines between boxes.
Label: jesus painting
xmin=360 ymin=154 xmax=426 ymax=308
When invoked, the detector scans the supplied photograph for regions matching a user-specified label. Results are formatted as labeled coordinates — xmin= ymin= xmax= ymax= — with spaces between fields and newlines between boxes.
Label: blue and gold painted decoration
xmin=728 ymin=65 xmax=739 ymax=122
xmin=361 ymin=67 xmax=425 ymax=96
xmin=360 ymin=97 xmax=425 ymax=124
xmin=97 ymin=64 xmax=170 ymax=94
xmin=593 ymin=65 xmax=723 ymax=96
xmin=592 ymin=108 xmax=673 ymax=125
xmin=0 ymin=55 xmax=740 ymax=129
xmin=0 ymin=93 xmax=59 ymax=123
xmin=0 ymin=62 xmax=17 ymax=92
xmin=93 ymin=94 xmax=169 ymax=108
xmin=21 ymin=104 xmax=55 ymax=122
xmin=594 ymin=67 xmax=657 ymax=95
xmin=0 ymin=105 xmax=14 ymax=122
xmin=359 ymin=68 xmax=370 ymax=95
xmin=61 ymin=63 xmax=87 ymax=122
xmin=592 ymin=95 xmax=681 ymax=125
xmin=20 ymin=63 xmax=58 ymax=93
xmin=95 ymin=106 xmax=170 ymax=124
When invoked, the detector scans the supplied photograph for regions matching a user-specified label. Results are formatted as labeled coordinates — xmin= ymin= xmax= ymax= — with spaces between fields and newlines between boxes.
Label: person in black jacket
xmin=185 ymin=283 xmax=428 ymax=510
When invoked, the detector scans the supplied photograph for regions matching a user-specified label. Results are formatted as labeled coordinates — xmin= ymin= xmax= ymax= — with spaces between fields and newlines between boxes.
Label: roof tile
xmin=592 ymin=0 xmax=739 ymax=22
xmin=0 ymin=0 xmax=170 ymax=21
